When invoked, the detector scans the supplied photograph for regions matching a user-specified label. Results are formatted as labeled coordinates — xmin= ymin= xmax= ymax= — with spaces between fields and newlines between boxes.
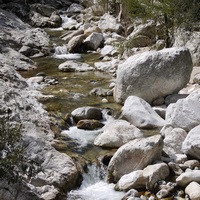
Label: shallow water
xmin=20 ymin=55 xmax=121 ymax=114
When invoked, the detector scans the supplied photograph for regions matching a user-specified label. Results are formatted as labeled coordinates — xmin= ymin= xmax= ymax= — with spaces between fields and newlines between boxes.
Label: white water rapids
xmin=67 ymin=164 xmax=125 ymax=200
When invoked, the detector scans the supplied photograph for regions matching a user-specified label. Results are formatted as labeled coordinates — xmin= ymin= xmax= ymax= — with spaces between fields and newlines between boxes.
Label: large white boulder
xmin=107 ymin=135 xmax=163 ymax=183
xmin=120 ymin=96 xmax=165 ymax=129
xmin=94 ymin=119 xmax=143 ymax=148
xmin=164 ymin=89 xmax=200 ymax=132
xmin=114 ymin=47 xmax=193 ymax=104
xmin=185 ymin=181 xmax=200 ymax=200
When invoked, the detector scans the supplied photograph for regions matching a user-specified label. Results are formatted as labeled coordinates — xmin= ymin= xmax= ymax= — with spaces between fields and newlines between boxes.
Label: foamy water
xmin=67 ymin=165 xmax=125 ymax=200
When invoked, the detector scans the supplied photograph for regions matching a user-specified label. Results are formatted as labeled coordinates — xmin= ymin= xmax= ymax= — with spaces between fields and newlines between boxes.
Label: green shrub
xmin=0 ymin=119 xmax=40 ymax=183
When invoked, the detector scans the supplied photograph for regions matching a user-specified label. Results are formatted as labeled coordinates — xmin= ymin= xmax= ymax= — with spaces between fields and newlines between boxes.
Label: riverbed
xmin=20 ymin=27 xmax=125 ymax=199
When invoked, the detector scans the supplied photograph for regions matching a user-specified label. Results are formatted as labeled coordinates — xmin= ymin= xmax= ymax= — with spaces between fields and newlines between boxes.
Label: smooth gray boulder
xmin=120 ymin=96 xmax=165 ymax=129
xmin=114 ymin=47 xmax=193 ymax=104
xmin=94 ymin=119 xmax=143 ymax=148
xmin=185 ymin=181 xmax=200 ymax=200
xmin=176 ymin=170 xmax=200 ymax=187
xmin=115 ymin=170 xmax=145 ymax=191
xmin=107 ymin=135 xmax=163 ymax=183
xmin=164 ymin=89 xmax=200 ymax=132
xmin=182 ymin=125 xmax=200 ymax=159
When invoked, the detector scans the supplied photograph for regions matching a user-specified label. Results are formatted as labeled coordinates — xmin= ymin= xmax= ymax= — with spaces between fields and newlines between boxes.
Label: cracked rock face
xmin=0 ymin=65 xmax=80 ymax=199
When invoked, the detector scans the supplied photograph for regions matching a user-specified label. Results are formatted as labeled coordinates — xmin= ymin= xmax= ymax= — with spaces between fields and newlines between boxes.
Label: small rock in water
xmin=102 ymin=98 xmax=108 ymax=103
xmin=156 ymin=189 xmax=171 ymax=199
xmin=77 ymin=119 xmax=104 ymax=130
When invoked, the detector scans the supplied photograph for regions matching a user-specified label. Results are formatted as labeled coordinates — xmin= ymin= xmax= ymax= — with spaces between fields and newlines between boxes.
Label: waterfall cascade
xmin=67 ymin=164 xmax=125 ymax=200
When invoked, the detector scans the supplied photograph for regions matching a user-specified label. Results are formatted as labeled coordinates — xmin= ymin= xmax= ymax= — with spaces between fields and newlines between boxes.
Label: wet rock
xmin=77 ymin=119 xmax=104 ymax=130
xmin=120 ymin=96 xmax=165 ymax=129
xmin=71 ymin=106 xmax=102 ymax=123
xmin=94 ymin=119 xmax=143 ymax=148
xmin=58 ymin=60 xmax=93 ymax=72
xmin=89 ymin=87 xmax=111 ymax=97
xmin=50 ymin=140 xmax=68 ymax=151
xmin=114 ymin=47 xmax=193 ymax=104
xmin=107 ymin=135 xmax=163 ymax=183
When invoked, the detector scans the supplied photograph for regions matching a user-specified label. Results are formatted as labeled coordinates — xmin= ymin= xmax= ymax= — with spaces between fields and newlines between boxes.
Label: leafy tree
xmin=121 ymin=0 xmax=200 ymax=47
xmin=0 ymin=119 xmax=40 ymax=184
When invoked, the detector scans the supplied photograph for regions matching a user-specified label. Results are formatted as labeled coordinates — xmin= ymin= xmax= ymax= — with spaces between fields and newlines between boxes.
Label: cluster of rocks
xmin=69 ymin=91 xmax=200 ymax=199
xmin=0 ymin=65 xmax=81 ymax=199
xmin=66 ymin=45 xmax=200 ymax=199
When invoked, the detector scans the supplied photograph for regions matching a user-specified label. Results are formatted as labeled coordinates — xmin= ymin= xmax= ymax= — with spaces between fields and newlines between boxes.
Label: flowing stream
xmin=21 ymin=15 xmax=125 ymax=200
xmin=67 ymin=164 xmax=125 ymax=200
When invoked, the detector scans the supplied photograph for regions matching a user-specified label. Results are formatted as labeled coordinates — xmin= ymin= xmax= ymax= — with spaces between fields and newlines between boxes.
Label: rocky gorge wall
xmin=1 ymin=1 xmax=200 ymax=199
